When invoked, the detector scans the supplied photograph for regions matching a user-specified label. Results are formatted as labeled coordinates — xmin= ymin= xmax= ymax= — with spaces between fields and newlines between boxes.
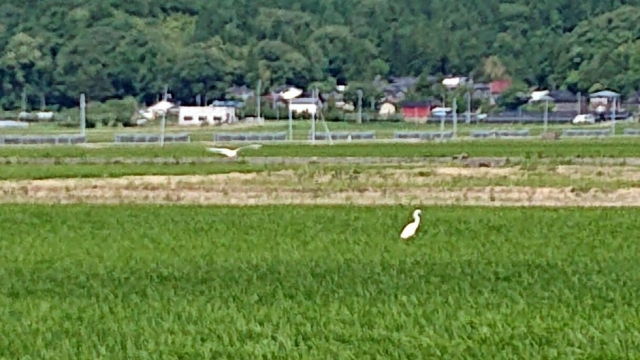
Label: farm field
xmin=0 ymin=205 xmax=638 ymax=358
xmin=3 ymin=137 xmax=640 ymax=159
xmin=3 ymin=120 xmax=640 ymax=358
xmin=3 ymin=160 xmax=640 ymax=206
xmin=3 ymin=163 xmax=640 ymax=205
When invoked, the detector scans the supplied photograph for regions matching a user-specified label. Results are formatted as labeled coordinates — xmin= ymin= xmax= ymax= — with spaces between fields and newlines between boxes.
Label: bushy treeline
xmin=1 ymin=0 xmax=639 ymax=109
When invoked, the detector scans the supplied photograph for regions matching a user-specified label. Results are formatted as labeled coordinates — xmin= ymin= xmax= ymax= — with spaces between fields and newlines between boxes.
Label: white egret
xmin=400 ymin=209 xmax=422 ymax=240
xmin=206 ymin=144 xmax=263 ymax=158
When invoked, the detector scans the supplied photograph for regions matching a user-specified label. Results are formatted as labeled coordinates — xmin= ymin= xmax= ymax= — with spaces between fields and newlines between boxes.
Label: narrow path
xmin=1 ymin=156 xmax=639 ymax=166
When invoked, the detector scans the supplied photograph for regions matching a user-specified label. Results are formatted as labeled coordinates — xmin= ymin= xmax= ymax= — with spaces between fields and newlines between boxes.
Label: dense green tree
xmin=0 ymin=32 xmax=52 ymax=108
xmin=2 ymin=0 xmax=640 ymax=109
xmin=497 ymin=81 xmax=530 ymax=110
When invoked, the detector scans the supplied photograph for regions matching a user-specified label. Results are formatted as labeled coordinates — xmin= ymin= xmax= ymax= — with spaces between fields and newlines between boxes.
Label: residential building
xmin=547 ymin=90 xmax=580 ymax=112
xmin=472 ymin=83 xmax=491 ymax=99
xmin=400 ymin=101 xmax=433 ymax=121
xmin=289 ymin=98 xmax=321 ymax=115
xmin=376 ymin=76 xmax=418 ymax=104
xmin=489 ymin=80 xmax=511 ymax=95
xmin=178 ymin=102 xmax=239 ymax=126
xmin=320 ymin=91 xmax=345 ymax=108
xmin=589 ymin=90 xmax=621 ymax=113
xmin=178 ymin=106 xmax=216 ymax=126
xmin=381 ymin=87 xmax=406 ymax=103
xmin=442 ymin=76 xmax=468 ymax=89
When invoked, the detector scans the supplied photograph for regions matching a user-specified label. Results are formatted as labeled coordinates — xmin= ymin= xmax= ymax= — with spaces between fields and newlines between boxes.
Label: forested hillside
xmin=1 ymin=0 xmax=640 ymax=109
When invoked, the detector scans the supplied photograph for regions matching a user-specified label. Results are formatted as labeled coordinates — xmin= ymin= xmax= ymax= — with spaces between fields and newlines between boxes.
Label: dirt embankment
xmin=1 ymin=165 xmax=640 ymax=206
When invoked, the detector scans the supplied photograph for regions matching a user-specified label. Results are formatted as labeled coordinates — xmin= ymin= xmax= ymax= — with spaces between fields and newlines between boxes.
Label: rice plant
xmin=0 ymin=205 xmax=637 ymax=358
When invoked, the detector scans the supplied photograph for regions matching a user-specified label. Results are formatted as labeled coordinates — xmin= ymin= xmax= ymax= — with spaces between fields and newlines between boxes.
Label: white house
xmin=178 ymin=106 xmax=214 ymax=126
xmin=289 ymin=98 xmax=320 ymax=115
xmin=209 ymin=101 xmax=240 ymax=124
xmin=178 ymin=104 xmax=238 ymax=126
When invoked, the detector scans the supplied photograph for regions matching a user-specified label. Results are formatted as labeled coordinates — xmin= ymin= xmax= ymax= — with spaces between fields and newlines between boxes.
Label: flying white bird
xmin=206 ymin=144 xmax=263 ymax=158
xmin=400 ymin=209 xmax=422 ymax=240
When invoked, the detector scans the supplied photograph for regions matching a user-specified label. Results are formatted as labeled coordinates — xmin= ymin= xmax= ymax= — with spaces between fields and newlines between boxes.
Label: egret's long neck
xmin=413 ymin=214 xmax=420 ymax=222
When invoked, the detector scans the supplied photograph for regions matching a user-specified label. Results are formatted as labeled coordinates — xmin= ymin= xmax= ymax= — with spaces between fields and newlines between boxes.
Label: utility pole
xmin=465 ymin=92 xmax=471 ymax=124
xmin=452 ymin=97 xmax=458 ymax=137
xmin=80 ymin=93 xmax=86 ymax=137
xmin=256 ymin=79 xmax=262 ymax=125
xmin=288 ymin=100 xmax=293 ymax=141
xmin=21 ymin=88 xmax=27 ymax=113
xmin=611 ymin=96 xmax=617 ymax=135
xmin=577 ymin=92 xmax=581 ymax=115
xmin=273 ymin=93 xmax=279 ymax=121
xmin=161 ymin=84 xmax=168 ymax=146
xmin=311 ymin=88 xmax=316 ymax=144
xmin=543 ymin=98 xmax=549 ymax=133
xmin=357 ymin=89 xmax=363 ymax=124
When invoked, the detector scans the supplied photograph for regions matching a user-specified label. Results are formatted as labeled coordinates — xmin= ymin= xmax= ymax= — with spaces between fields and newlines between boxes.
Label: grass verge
xmin=2 ymin=138 xmax=640 ymax=158
xmin=0 ymin=163 xmax=278 ymax=180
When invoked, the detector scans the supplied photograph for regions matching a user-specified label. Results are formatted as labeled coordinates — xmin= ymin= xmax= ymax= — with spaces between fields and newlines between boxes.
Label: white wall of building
xmin=178 ymin=106 xmax=237 ymax=125
xmin=289 ymin=103 xmax=318 ymax=115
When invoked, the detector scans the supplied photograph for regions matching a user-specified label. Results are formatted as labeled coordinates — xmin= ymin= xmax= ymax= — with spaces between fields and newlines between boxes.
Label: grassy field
xmin=3 ymin=137 xmax=640 ymax=159
xmin=0 ymin=205 xmax=638 ymax=358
